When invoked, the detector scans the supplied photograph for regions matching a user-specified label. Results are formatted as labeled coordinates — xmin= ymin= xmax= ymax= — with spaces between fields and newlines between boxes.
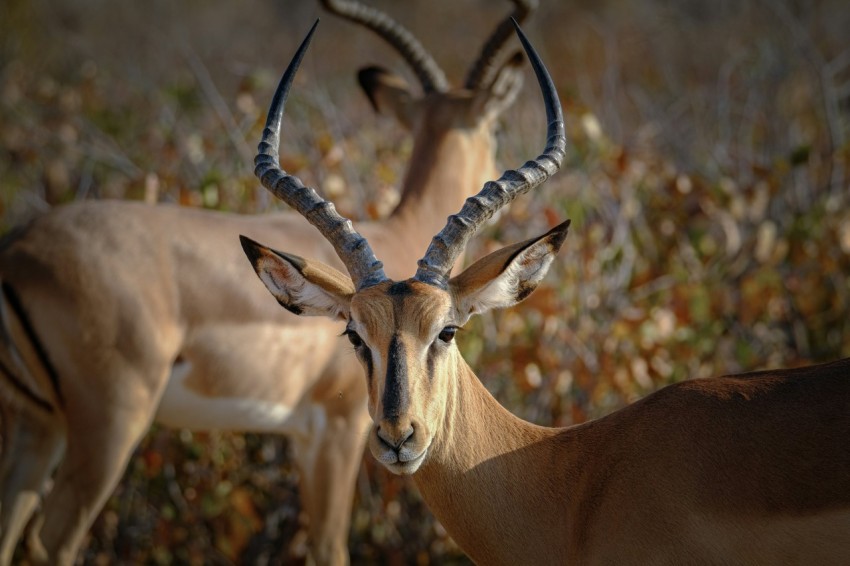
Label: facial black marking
xmin=387 ymin=281 xmax=414 ymax=297
xmin=427 ymin=345 xmax=437 ymax=384
xmin=427 ymin=326 xmax=458 ymax=382
xmin=344 ymin=326 xmax=373 ymax=390
xmin=364 ymin=351 xmax=374 ymax=392
xmin=382 ymin=334 xmax=409 ymax=421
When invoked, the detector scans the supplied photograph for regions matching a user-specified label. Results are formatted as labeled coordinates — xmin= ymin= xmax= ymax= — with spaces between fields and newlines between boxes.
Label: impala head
xmin=361 ymin=59 xmax=525 ymax=191
xmin=242 ymin=220 xmax=569 ymax=474
xmin=323 ymin=0 xmax=538 ymax=188
xmin=241 ymin=19 xmax=566 ymax=474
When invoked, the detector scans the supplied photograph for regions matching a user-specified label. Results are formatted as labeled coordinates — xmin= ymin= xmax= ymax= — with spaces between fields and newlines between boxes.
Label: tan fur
xmin=0 ymin=36 xmax=525 ymax=566
xmin=411 ymin=357 xmax=850 ymax=565
xmin=250 ymin=224 xmax=850 ymax=565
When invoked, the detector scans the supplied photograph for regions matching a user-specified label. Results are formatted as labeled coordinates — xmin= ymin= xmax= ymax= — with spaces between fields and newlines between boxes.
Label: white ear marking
xmin=452 ymin=221 xmax=569 ymax=322
xmin=263 ymin=258 xmax=349 ymax=320
xmin=472 ymin=241 xmax=554 ymax=311
xmin=242 ymin=237 xmax=351 ymax=320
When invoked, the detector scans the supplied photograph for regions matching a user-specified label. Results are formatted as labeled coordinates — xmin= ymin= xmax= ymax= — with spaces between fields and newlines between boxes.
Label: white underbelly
xmin=155 ymin=359 xmax=299 ymax=434
xmin=153 ymin=320 xmax=339 ymax=436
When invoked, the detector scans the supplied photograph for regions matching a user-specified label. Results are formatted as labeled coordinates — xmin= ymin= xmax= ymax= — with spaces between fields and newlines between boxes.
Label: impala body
xmin=242 ymin=20 xmax=850 ymax=566
xmin=0 ymin=1 xmax=538 ymax=563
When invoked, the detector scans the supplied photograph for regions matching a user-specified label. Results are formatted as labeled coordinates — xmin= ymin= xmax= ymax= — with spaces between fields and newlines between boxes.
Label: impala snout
xmin=370 ymin=414 xmax=430 ymax=474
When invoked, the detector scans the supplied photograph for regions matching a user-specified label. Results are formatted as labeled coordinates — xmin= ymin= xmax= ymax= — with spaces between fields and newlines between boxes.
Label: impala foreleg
xmin=33 ymin=418 xmax=148 ymax=565
xmin=289 ymin=357 xmax=370 ymax=566
xmin=0 ymin=407 xmax=64 ymax=566
xmin=293 ymin=409 xmax=370 ymax=566
xmin=30 ymin=363 xmax=169 ymax=566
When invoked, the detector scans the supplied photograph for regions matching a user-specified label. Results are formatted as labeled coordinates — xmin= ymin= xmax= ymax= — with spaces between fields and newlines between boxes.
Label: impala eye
xmin=438 ymin=326 xmax=458 ymax=343
xmin=344 ymin=329 xmax=364 ymax=349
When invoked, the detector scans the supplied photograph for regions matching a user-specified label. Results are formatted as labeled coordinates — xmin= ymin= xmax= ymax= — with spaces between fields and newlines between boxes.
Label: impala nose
xmin=376 ymin=419 xmax=415 ymax=452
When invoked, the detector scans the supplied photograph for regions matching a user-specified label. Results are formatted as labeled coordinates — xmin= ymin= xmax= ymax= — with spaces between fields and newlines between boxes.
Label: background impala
xmin=2 ymin=0 xmax=849 ymax=563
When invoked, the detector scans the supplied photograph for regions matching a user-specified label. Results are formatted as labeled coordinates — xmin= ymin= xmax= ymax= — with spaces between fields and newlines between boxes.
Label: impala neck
xmin=413 ymin=356 xmax=572 ymax=565
xmin=386 ymin=125 xmax=496 ymax=245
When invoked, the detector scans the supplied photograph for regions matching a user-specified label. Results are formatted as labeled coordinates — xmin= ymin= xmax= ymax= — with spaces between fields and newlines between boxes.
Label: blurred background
xmin=1 ymin=0 xmax=849 ymax=563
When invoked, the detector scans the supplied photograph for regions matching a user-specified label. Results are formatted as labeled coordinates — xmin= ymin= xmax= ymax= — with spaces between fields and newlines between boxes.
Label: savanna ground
xmin=1 ymin=0 xmax=849 ymax=563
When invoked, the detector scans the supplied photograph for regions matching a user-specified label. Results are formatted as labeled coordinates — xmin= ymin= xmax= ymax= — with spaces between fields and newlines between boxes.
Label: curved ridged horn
xmin=319 ymin=0 xmax=448 ymax=93
xmin=254 ymin=20 xmax=388 ymax=290
xmin=414 ymin=20 xmax=566 ymax=288
xmin=464 ymin=0 xmax=539 ymax=90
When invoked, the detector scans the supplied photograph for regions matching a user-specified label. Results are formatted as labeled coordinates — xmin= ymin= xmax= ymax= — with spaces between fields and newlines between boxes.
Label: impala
xmin=243 ymin=21 xmax=850 ymax=566
xmin=0 ymin=1 xmax=538 ymax=564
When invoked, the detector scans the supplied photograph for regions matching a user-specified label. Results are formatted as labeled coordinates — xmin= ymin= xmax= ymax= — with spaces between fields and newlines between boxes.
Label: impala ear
xmin=239 ymin=236 xmax=353 ymax=321
xmin=449 ymin=220 xmax=570 ymax=323
xmin=358 ymin=66 xmax=417 ymax=130
xmin=473 ymin=50 xmax=524 ymax=121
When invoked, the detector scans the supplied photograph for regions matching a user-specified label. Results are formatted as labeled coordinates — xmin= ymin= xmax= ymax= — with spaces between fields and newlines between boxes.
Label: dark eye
xmin=438 ymin=326 xmax=458 ymax=343
xmin=345 ymin=329 xmax=364 ymax=349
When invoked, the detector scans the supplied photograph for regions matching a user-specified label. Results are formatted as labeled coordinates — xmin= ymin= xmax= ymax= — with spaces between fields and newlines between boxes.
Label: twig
xmin=762 ymin=0 xmax=846 ymax=198
xmin=76 ymin=117 xmax=144 ymax=178
xmin=177 ymin=36 xmax=263 ymax=206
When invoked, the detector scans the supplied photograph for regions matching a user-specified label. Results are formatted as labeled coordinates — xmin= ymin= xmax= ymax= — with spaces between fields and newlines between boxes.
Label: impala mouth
xmin=371 ymin=438 xmax=430 ymax=475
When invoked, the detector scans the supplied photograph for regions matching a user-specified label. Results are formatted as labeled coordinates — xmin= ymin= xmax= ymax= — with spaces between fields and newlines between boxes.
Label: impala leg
xmin=31 ymin=407 xmax=153 ymax=566
xmin=29 ymin=363 xmax=167 ymax=566
xmin=291 ymin=402 xmax=370 ymax=566
xmin=0 ymin=408 xmax=65 ymax=566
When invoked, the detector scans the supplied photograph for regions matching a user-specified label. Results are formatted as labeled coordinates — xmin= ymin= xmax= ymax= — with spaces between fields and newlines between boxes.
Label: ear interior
xmin=357 ymin=66 xmax=417 ymax=129
xmin=239 ymin=235 xmax=353 ymax=320
xmin=450 ymin=220 xmax=570 ymax=321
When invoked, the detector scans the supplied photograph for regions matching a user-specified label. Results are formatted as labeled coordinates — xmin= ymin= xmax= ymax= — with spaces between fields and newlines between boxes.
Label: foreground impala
xmin=243 ymin=21 xmax=850 ymax=566
xmin=0 ymin=1 xmax=537 ymax=563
